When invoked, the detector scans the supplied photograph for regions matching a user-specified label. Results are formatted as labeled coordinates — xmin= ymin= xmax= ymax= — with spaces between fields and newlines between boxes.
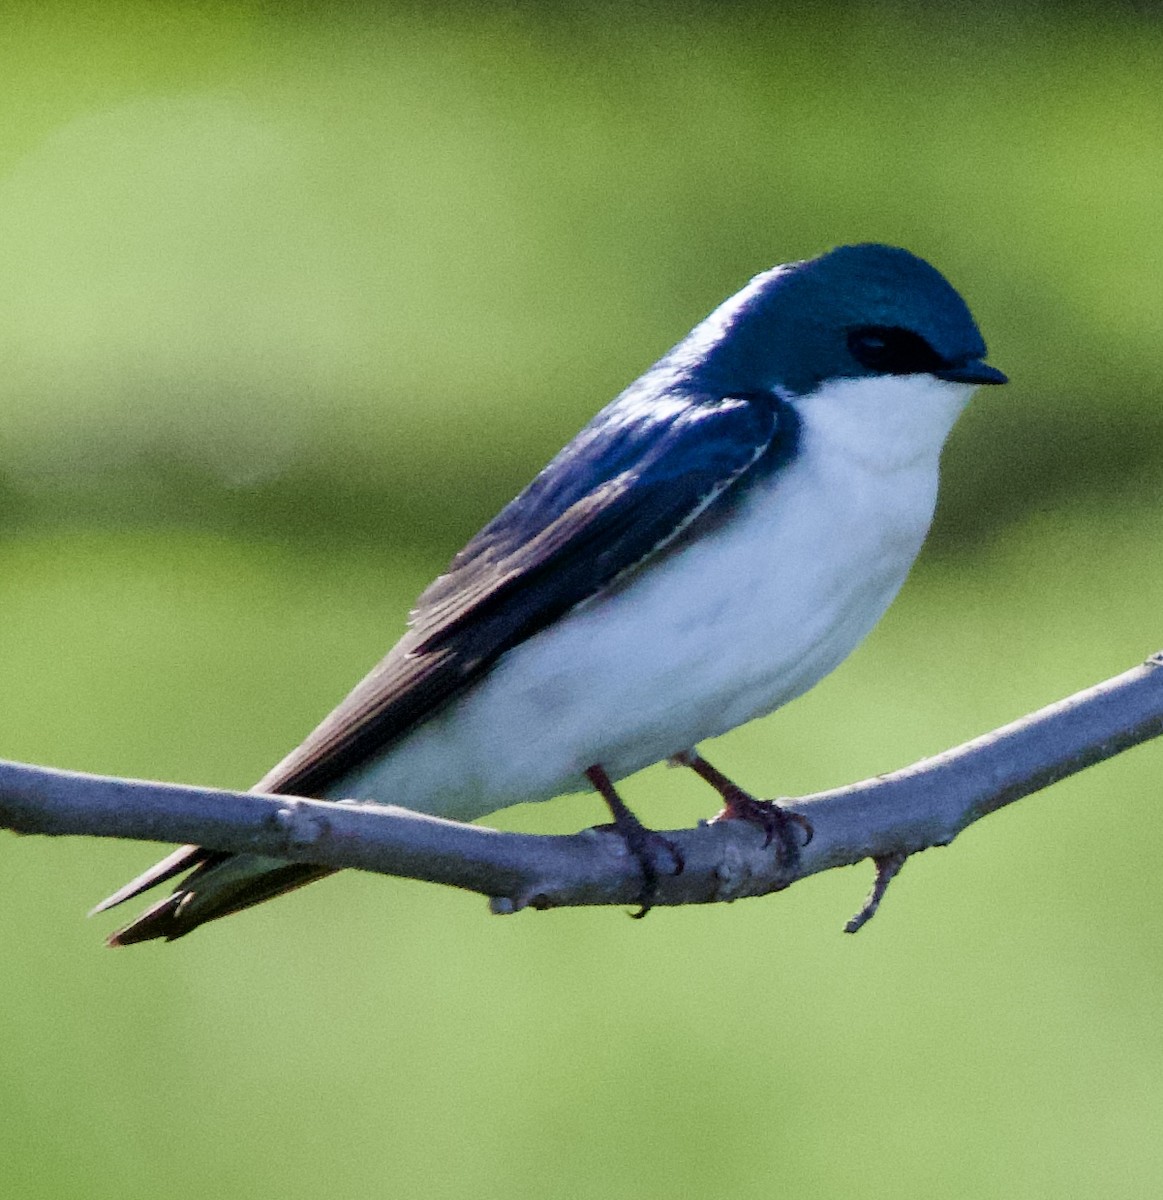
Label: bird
xmin=95 ymin=242 xmax=1006 ymax=944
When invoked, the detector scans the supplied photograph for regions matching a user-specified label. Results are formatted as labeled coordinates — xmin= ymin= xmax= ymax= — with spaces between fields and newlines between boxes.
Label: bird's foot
xmin=673 ymin=749 xmax=812 ymax=867
xmin=594 ymin=814 xmax=685 ymax=919
xmin=713 ymin=792 xmax=812 ymax=868
xmin=586 ymin=765 xmax=684 ymax=918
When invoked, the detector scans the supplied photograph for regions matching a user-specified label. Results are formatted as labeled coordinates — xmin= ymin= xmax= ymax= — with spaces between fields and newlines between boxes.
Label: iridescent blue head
xmin=665 ymin=243 xmax=1007 ymax=397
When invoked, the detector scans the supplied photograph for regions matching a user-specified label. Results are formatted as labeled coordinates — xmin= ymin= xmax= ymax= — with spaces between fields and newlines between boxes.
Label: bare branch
xmin=2 ymin=652 xmax=1161 ymax=926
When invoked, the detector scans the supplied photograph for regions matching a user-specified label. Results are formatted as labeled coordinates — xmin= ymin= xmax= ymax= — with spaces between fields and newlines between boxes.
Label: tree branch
xmin=2 ymin=652 xmax=1161 ymax=928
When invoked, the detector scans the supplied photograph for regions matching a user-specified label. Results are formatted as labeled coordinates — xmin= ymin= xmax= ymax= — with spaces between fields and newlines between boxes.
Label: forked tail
xmin=95 ymin=849 xmax=334 ymax=945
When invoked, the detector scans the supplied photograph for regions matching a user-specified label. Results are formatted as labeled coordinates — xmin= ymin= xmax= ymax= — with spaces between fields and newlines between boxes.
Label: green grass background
xmin=0 ymin=4 xmax=1161 ymax=1198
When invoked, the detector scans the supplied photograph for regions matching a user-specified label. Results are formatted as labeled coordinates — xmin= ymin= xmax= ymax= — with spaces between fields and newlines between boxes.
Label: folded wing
xmin=98 ymin=390 xmax=793 ymax=940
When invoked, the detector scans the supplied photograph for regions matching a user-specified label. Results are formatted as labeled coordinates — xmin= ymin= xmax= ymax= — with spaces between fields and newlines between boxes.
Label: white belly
xmin=329 ymin=376 xmax=971 ymax=820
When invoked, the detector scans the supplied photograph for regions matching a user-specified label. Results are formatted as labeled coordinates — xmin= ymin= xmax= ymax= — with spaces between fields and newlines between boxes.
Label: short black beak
xmin=935 ymin=359 xmax=1008 ymax=386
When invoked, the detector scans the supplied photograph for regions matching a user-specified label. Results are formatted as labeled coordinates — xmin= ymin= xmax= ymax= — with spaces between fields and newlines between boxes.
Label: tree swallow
xmin=97 ymin=243 xmax=1006 ymax=944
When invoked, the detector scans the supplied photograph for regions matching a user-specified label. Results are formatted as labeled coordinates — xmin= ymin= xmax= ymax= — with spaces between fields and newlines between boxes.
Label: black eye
xmin=847 ymin=325 xmax=945 ymax=375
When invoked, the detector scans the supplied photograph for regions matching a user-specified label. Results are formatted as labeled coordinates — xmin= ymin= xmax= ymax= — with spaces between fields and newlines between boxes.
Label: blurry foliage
xmin=1 ymin=5 xmax=1162 ymax=1200
xmin=0 ymin=1 xmax=1159 ymax=557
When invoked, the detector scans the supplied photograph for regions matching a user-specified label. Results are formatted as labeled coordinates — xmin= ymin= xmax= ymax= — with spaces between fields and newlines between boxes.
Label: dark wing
xmin=256 ymin=391 xmax=792 ymax=798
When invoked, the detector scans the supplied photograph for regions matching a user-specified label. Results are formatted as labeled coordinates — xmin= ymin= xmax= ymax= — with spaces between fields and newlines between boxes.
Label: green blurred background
xmin=0 ymin=3 xmax=1160 ymax=1197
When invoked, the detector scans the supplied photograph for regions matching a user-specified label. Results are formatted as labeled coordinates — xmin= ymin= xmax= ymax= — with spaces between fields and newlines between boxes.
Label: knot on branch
xmin=271 ymin=800 xmax=330 ymax=848
xmin=711 ymin=839 xmax=762 ymax=902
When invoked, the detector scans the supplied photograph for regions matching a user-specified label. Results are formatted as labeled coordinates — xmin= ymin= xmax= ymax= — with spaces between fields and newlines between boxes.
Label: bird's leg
xmin=585 ymin=765 xmax=684 ymax=918
xmin=669 ymin=750 xmax=812 ymax=867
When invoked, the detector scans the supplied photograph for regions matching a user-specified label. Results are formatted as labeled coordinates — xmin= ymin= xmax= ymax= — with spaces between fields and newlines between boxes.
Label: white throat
xmin=789 ymin=373 xmax=975 ymax=473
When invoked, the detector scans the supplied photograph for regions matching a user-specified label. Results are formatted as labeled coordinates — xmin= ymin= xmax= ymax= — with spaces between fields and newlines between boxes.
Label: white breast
xmin=331 ymin=375 xmax=975 ymax=821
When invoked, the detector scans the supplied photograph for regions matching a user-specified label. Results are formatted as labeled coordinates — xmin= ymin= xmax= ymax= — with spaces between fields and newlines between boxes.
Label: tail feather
xmin=89 ymin=845 xmax=215 ymax=916
xmin=104 ymin=856 xmax=335 ymax=945
xmin=106 ymin=892 xmax=190 ymax=947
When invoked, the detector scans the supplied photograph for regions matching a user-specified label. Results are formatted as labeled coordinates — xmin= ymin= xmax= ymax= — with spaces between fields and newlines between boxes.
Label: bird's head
xmin=672 ymin=243 xmax=1007 ymax=399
